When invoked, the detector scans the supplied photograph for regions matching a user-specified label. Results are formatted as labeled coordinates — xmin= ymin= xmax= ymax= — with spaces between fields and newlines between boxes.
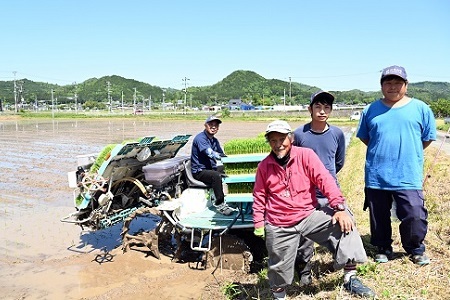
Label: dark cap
xmin=205 ymin=115 xmax=222 ymax=124
xmin=380 ymin=65 xmax=408 ymax=83
xmin=310 ymin=90 xmax=335 ymax=105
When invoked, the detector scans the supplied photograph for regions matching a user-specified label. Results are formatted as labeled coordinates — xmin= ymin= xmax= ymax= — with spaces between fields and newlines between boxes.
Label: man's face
xmin=381 ymin=78 xmax=408 ymax=102
xmin=267 ymin=131 xmax=292 ymax=159
xmin=308 ymin=101 xmax=332 ymax=122
xmin=205 ymin=120 xmax=220 ymax=135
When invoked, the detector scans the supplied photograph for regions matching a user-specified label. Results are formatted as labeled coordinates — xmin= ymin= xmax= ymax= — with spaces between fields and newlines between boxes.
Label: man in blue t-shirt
xmin=191 ymin=115 xmax=235 ymax=215
xmin=356 ymin=65 xmax=436 ymax=265
xmin=293 ymin=90 xmax=347 ymax=285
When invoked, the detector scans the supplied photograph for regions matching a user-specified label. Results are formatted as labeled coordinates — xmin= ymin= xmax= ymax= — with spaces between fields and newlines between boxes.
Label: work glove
xmin=213 ymin=151 xmax=222 ymax=160
xmin=254 ymin=227 xmax=265 ymax=240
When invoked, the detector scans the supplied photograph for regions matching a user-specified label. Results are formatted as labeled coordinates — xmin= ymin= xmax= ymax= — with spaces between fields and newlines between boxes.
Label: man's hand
xmin=213 ymin=151 xmax=222 ymax=160
xmin=254 ymin=227 xmax=265 ymax=239
xmin=332 ymin=211 xmax=354 ymax=234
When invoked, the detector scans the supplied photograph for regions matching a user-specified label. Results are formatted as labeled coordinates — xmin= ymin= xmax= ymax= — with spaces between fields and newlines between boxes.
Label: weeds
xmin=221 ymin=282 xmax=242 ymax=299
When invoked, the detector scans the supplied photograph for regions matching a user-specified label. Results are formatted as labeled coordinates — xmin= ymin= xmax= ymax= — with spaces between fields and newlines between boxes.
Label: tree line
xmin=1 ymin=70 xmax=449 ymax=116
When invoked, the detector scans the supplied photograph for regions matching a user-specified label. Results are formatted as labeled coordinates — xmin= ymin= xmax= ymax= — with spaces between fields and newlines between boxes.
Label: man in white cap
xmin=357 ymin=65 xmax=436 ymax=265
xmin=191 ymin=115 xmax=234 ymax=215
xmin=253 ymin=120 xmax=375 ymax=299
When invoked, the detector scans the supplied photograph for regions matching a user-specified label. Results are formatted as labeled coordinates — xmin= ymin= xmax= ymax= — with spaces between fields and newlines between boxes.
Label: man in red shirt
xmin=253 ymin=120 xmax=374 ymax=299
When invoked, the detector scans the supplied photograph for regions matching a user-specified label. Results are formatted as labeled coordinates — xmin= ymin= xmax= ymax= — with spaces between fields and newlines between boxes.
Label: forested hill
xmin=1 ymin=70 xmax=449 ymax=108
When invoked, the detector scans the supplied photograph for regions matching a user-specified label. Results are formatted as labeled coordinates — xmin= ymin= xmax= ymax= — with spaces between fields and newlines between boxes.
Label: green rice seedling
xmin=89 ymin=143 xmax=117 ymax=174
xmin=89 ymin=138 xmax=142 ymax=174
xmin=224 ymin=137 xmax=269 ymax=155
xmin=228 ymin=182 xmax=254 ymax=194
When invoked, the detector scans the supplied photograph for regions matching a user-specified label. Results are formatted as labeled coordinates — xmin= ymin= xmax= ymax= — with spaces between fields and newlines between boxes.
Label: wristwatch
xmin=332 ymin=203 xmax=346 ymax=212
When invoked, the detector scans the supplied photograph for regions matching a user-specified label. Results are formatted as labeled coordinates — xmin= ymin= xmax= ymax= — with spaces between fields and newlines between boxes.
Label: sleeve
xmin=303 ymin=149 xmax=345 ymax=208
xmin=205 ymin=147 xmax=221 ymax=160
xmin=356 ymin=107 xmax=370 ymax=141
xmin=421 ymin=104 xmax=437 ymax=142
xmin=293 ymin=130 xmax=301 ymax=147
xmin=335 ymin=129 xmax=346 ymax=174
xmin=216 ymin=141 xmax=225 ymax=156
xmin=252 ymin=161 xmax=267 ymax=228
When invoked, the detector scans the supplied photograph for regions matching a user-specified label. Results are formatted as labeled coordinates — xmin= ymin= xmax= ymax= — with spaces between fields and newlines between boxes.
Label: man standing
xmin=293 ymin=90 xmax=346 ymax=285
xmin=357 ymin=65 xmax=436 ymax=265
xmin=253 ymin=120 xmax=375 ymax=299
xmin=191 ymin=115 xmax=234 ymax=215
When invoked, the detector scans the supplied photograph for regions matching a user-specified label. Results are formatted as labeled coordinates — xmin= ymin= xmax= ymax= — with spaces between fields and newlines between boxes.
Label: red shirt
xmin=253 ymin=146 xmax=345 ymax=228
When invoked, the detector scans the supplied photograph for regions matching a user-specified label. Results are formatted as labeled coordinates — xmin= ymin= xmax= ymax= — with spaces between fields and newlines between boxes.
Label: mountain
xmin=1 ymin=71 xmax=449 ymax=108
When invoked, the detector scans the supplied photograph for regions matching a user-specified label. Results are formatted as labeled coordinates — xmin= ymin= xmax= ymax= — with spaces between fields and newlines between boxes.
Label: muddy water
xmin=0 ymin=119 xmax=274 ymax=249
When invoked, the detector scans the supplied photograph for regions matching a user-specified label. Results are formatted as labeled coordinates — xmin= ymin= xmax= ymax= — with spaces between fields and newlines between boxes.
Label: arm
xmin=335 ymin=130 xmax=346 ymax=173
xmin=304 ymin=150 xmax=354 ymax=232
xmin=303 ymin=148 xmax=345 ymax=208
xmin=252 ymin=163 xmax=268 ymax=229
xmin=356 ymin=107 xmax=370 ymax=146
xmin=205 ymin=147 xmax=222 ymax=160
xmin=207 ymin=137 xmax=224 ymax=159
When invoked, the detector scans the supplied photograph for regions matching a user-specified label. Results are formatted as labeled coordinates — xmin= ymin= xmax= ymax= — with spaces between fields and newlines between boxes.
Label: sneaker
xmin=343 ymin=275 xmax=376 ymax=298
xmin=272 ymin=288 xmax=286 ymax=300
xmin=214 ymin=203 xmax=236 ymax=216
xmin=295 ymin=261 xmax=312 ymax=286
xmin=375 ymin=248 xmax=394 ymax=263
xmin=411 ymin=254 xmax=430 ymax=265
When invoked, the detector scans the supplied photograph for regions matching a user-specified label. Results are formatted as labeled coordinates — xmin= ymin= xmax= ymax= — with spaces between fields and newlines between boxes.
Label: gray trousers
xmin=297 ymin=197 xmax=329 ymax=263
xmin=265 ymin=207 xmax=367 ymax=289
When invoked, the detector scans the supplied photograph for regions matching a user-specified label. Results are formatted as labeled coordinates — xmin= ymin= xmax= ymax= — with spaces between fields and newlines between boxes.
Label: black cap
xmin=310 ymin=90 xmax=335 ymax=105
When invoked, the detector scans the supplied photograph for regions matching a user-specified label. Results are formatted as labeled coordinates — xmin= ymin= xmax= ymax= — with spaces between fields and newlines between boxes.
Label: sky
xmin=1 ymin=0 xmax=449 ymax=93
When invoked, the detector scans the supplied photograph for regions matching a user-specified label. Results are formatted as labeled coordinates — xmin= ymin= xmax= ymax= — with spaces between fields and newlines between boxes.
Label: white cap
xmin=265 ymin=120 xmax=292 ymax=136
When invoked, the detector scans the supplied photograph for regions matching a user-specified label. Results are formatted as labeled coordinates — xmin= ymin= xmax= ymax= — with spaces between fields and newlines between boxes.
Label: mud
xmin=0 ymin=118 xmax=286 ymax=300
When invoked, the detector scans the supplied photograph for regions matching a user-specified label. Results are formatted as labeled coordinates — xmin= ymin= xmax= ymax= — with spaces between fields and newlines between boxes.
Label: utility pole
xmin=17 ymin=81 xmax=24 ymax=110
xmin=149 ymin=95 xmax=152 ymax=111
xmin=13 ymin=71 xmax=18 ymax=113
xmin=51 ymin=89 xmax=54 ymax=118
xmin=133 ymin=88 xmax=137 ymax=113
xmin=162 ymin=89 xmax=166 ymax=111
xmin=182 ymin=77 xmax=190 ymax=110
xmin=73 ymin=82 xmax=78 ymax=114
xmin=107 ymin=81 xmax=112 ymax=113
xmin=121 ymin=91 xmax=124 ymax=115
xmin=289 ymin=77 xmax=292 ymax=104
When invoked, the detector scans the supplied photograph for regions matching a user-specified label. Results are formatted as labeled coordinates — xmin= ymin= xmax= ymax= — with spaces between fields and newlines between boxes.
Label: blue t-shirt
xmin=293 ymin=123 xmax=346 ymax=198
xmin=356 ymin=98 xmax=436 ymax=190
xmin=190 ymin=130 xmax=224 ymax=174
